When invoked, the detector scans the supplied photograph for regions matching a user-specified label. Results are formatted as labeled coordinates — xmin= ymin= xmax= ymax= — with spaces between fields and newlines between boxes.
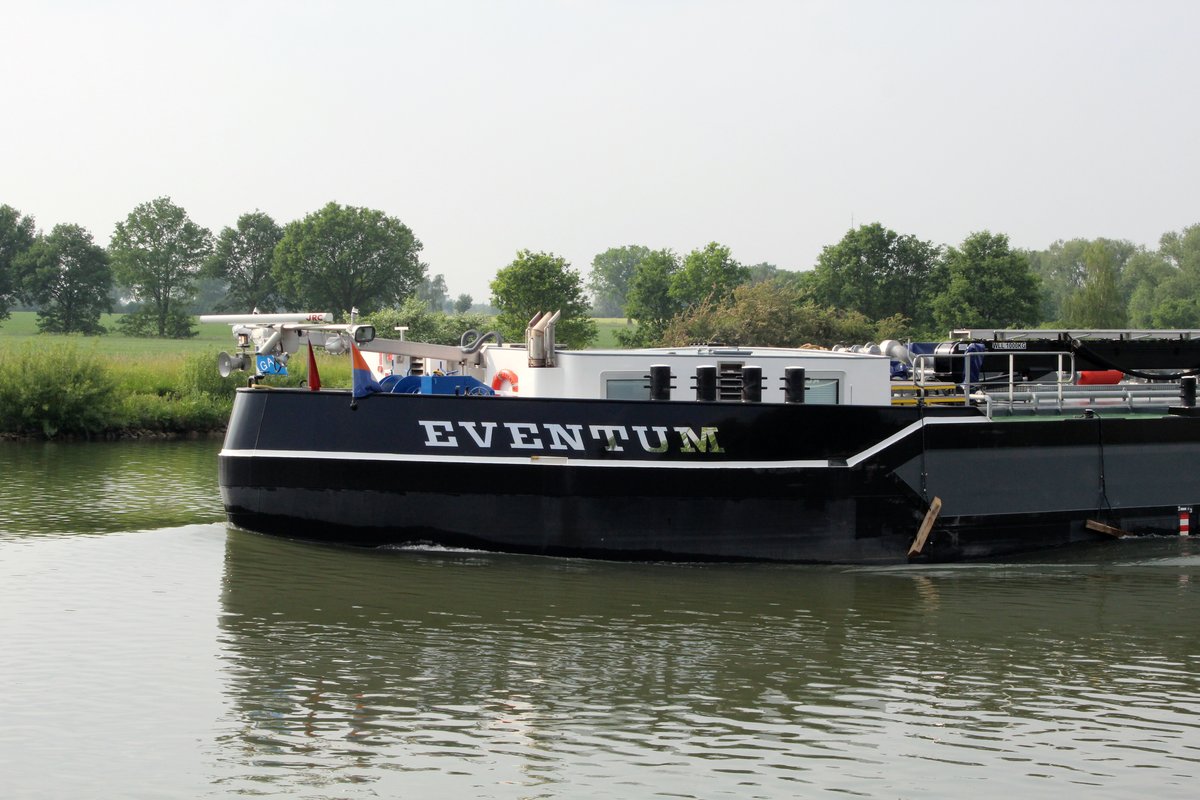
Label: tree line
xmin=3 ymin=197 xmax=1198 ymax=349
xmin=588 ymin=221 xmax=1200 ymax=347
xmin=0 ymin=199 xmax=464 ymax=338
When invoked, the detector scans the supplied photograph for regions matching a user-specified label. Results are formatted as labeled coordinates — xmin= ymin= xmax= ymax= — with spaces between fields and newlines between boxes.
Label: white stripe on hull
xmin=220 ymin=416 xmax=987 ymax=471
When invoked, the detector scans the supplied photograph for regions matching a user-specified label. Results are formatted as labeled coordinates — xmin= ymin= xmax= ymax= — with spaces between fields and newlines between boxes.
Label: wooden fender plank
xmin=1086 ymin=519 xmax=1128 ymax=538
xmin=908 ymin=496 xmax=943 ymax=557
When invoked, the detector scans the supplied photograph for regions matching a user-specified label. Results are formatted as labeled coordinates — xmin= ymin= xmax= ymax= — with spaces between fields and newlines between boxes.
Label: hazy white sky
xmin=3 ymin=0 xmax=1198 ymax=301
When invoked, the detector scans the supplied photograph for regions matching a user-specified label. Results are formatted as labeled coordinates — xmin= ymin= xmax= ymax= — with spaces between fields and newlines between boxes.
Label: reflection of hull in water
xmin=218 ymin=389 xmax=1200 ymax=563
xmin=218 ymin=529 xmax=1200 ymax=758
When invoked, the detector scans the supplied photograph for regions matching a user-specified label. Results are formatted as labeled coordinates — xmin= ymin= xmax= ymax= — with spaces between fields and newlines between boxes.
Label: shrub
xmin=116 ymin=393 xmax=231 ymax=432
xmin=0 ymin=343 xmax=118 ymax=437
xmin=180 ymin=350 xmax=244 ymax=398
xmin=0 ymin=340 xmax=362 ymax=437
xmin=657 ymin=282 xmax=912 ymax=348
xmin=106 ymin=357 xmax=181 ymax=397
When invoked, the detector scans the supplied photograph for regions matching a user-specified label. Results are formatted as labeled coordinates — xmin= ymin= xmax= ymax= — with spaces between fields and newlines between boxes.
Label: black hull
xmin=218 ymin=389 xmax=1200 ymax=563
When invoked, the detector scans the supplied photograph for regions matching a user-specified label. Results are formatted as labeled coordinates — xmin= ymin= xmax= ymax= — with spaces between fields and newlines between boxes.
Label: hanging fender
xmin=491 ymin=369 xmax=519 ymax=393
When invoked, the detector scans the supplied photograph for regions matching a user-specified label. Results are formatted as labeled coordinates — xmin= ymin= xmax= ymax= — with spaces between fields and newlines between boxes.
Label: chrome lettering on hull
xmin=418 ymin=420 xmax=723 ymax=455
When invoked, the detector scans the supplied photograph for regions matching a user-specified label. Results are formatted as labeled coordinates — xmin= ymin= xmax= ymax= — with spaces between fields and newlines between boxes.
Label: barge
xmin=205 ymin=313 xmax=1200 ymax=563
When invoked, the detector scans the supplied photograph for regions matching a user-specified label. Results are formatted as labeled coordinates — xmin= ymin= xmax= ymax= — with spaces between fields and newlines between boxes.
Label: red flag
xmin=306 ymin=342 xmax=322 ymax=391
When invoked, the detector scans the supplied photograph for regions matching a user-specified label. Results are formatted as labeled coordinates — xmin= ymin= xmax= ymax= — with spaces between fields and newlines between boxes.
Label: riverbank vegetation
xmin=0 ymin=337 xmax=348 ymax=439
xmin=0 ymin=307 xmax=624 ymax=438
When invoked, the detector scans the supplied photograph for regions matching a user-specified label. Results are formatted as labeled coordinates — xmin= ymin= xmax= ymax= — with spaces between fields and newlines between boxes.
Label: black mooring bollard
xmin=741 ymin=366 xmax=762 ymax=403
xmin=695 ymin=365 xmax=717 ymax=401
xmin=784 ymin=367 xmax=806 ymax=404
xmin=649 ymin=364 xmax=673 ymax=401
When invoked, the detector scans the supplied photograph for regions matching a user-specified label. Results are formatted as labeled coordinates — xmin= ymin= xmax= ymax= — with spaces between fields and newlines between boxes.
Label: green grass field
xmin=592 ymin=318 xmax=634 ymax=348
xmin=0 ymin=312 xmax=233 ymax=355
xmin=1 ymin=312 xmax=637 ymax=352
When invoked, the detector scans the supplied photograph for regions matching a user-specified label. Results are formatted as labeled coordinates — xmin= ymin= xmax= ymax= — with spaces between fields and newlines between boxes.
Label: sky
xmin=3 ymin=0 xmax=1198 ymax=302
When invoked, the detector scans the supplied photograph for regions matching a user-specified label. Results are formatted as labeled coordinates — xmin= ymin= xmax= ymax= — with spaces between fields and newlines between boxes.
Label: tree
xmin=588 ymin=245 xmax=649 ymax=317
xmin=0 ymin=204 xmax=37 ymax=321
xmin=659 ymin=282 xmax=896 ymax=348
xmin=670 ymin=242 xmax=749 ymax=309
xmin=490 ymin=250 xmax=596 ymax=348
xmin=203 ymin=211 xmax=283 ymax=313
xmin=1027 ymin=237 xmax=1139 ymax=323
xmin=1061 ymin=242 xmax=1126 ymax=328
xmin=273 ymin=202 xmax=425 ymax=317
xmin=1159 ymin=223 xmax=1200 ymax=276
xmin=810 ymin=223 xmax=942 ymax=331
xmin=1123 ymin=250 xmax=1175 ymax=327
xmin=454 ymin=293 xmax=473 ymax=314
xmin=1149 ymin=296 xmax=1200 ymax=328
xmin=931 ymin=231 xmax=1041 ymax=332
xmin=1110 ymin=224 xmax=1200 ymax=328
xmin=417 ymin=273 xmax=449 ymax=312
xmin=747 ymin=262 xmax=816 ymax=294
xmin=1148 ymin=224 xmax=1200 ymax=327
xmin=618 ymin=248 xmax=681 ymax=346
xmin=781 ymin=268 xmax=819 ymax=298
xmin=746 ymin=262 xmax=781 ymax=284
xmin=15 ymin=224 xmax=111 ymax=334
xmin=364 ymin=296 xmax=493 ymax=346
xmin=109 ymin=197 xmax=212 ymax=337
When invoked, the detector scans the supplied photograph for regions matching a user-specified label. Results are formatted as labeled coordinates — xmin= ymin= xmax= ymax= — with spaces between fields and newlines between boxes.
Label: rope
xmin=918 ymin=402 xmax=929 ymax=502
xmin=1089 ymin=411 xmax=1113 ymax=520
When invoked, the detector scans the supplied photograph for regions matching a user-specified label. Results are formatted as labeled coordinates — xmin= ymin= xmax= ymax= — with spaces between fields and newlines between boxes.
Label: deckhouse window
xmin=805 ymin=377 xmax=839 ymax=405
xmin=604 ymin=377 xmax=651 ymax=401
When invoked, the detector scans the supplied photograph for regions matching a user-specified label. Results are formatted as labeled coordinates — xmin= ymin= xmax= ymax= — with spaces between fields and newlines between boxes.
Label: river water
xmin=1 ymin=440 xmax=1198 ymax=799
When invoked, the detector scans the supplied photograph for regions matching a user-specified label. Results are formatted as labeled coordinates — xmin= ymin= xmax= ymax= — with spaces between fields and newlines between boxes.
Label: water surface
xmin=0 ymin=437 xmax=223 ymax=537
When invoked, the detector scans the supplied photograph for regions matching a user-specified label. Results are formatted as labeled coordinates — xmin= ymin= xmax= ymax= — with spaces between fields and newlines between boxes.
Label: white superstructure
xmin=480 ymin=345 xmax=890 ymax=405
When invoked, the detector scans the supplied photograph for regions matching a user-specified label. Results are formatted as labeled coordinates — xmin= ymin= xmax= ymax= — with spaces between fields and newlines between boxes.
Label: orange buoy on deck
xmin=1076 ymin=370 xmax=1123 ymax=385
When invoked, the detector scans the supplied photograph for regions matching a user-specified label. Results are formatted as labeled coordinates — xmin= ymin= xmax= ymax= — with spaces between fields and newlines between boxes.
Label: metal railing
xmin=901 ymin=350 xmax=1185 ymax=417
xmin=976 ymin=383 xmax=1183 ymax=417
xmin=909 ymin=351 xmax=1074 ymax=409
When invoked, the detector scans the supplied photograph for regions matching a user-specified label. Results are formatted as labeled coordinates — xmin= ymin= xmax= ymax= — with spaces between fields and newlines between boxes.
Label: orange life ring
xmin=491 ymin=369 xmax=519 ymax=393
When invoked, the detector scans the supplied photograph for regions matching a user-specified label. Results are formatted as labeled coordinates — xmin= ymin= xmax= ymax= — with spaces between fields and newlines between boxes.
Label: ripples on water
xmin=217 ymin=535 xmax=1200 ymax=798
xmin=0 ymin=438 xmax=224 ymax=536
xmin=1 ymin=440 xmax=1198 ymax=798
